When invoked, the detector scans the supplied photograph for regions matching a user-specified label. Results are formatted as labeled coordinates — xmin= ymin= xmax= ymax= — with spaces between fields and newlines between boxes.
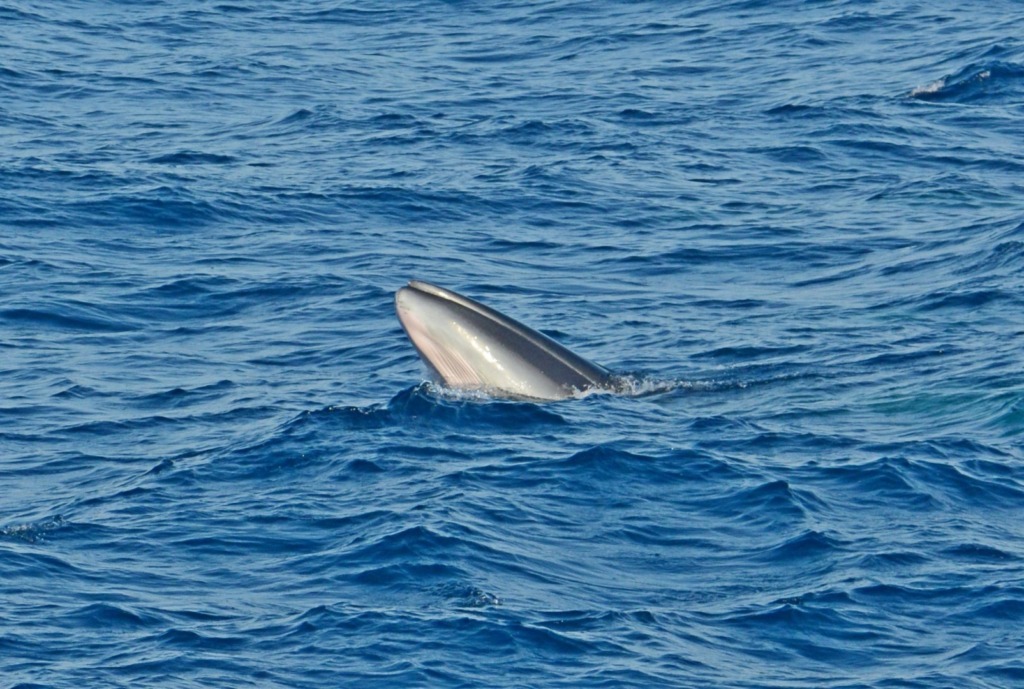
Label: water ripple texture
xmin=2 ymin=1 xmax=1023 ymax=688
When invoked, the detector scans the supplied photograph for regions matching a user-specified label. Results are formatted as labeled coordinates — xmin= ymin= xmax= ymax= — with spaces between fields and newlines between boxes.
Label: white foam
xmin=910 ymin=77 xmax=946 ymax=97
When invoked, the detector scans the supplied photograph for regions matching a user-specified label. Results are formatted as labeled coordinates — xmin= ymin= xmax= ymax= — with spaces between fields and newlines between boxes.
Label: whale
xmin=395 ymin=280 xmax=615 ymax=400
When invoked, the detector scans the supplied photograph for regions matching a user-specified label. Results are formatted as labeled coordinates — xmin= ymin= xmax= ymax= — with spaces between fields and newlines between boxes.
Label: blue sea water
xmin=2 ymin=1 xmax=1023 ymax=686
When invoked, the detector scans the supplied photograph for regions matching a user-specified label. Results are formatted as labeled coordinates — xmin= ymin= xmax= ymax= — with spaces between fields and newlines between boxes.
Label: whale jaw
xmin=395 ymin=281 xmax=612 ymax=401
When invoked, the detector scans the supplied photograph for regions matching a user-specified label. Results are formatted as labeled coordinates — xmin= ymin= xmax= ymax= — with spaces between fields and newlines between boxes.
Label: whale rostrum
xmin=395 ymin=280 xmax=614 ymax=401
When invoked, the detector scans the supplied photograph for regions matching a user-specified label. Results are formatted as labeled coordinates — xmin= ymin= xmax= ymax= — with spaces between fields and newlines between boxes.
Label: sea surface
xmin=2 ymin=1 xmax=1023 ymax=687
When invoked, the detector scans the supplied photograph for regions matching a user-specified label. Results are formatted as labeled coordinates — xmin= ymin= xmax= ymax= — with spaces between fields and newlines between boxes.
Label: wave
xmin=0 ymin=515 xmax=68 ymax=544
xmin=910 ymin=62 xmax=1024 ymax=104
xmin=1 ymin=305 xmax=139 ymax=333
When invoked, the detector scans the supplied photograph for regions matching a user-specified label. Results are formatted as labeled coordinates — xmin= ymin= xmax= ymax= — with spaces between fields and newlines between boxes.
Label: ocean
xmin=2 ymin=1 xmax=1023 ymax=687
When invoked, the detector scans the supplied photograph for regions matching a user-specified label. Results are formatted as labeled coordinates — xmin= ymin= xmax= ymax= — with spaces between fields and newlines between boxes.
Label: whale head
xmin=395 ymin=280 xmax=612 ymax=401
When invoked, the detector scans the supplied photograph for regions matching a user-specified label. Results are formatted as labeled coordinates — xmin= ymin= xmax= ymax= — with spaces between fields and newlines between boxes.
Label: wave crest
xmin=910 ymin=62 xmax=1024 ymax=104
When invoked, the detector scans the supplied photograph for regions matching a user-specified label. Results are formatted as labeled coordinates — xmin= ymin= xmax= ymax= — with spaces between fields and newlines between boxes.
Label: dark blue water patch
xmin=130 ymin=380 xmax=237 ymax=410
xmin=703 ymin=592 xmax=889 ymax=673
xmin=0 ymin=542 xmax=83 ymax=581
xmin=851 ymin=582 xmax=982 ymax=611
xmin=918 ymin=287 xmax=1023 ymax=312
xmin=957 ymin=240 xmax=1024 ymax=275
xmin=229 ymin=106 xmax=331 ymax=140
xmin=67 ymin=602 xmax=160 ymax=631
xmin=688 ymin=414 xmax=767 ymax=436
xmin=62 ymin=415 xmax=183 ymax=438
xmin=66 ymin=186 xmax=225 ymax=229
xmin=0 ymin=6 xmax=41 ymax=22
xmin=615 ymin=107 xmax=679 ymax=126
xmin=382 ymin=385 xmax=570 ymax=429
xmin=855 ymin=549 xmax=931 ymax=571
xmin=764 ymin=102 xmax=832 ymax=119
xmin=323 ymin=184 xmax=492 ymax=224
xmin=757 ymin=144 xmax=829 ymax=164
xmin=959 ymin=594 xmax=1024 ymax=622
xmin=608 ymin=524 xmax=721 ymax=551
xmin=709 ymin=480 xmax=823 ymax=530
xmin=913 ymin=459 xmax=1024 ymax=509
xmin=51 ymin=383 xmax=104 ymax=400
xmin=147 ymin=151 xmax=238 ymax=165
xmin=715 ymin=595 xmax=850 ymax=636
xmin=692 ymin=343 xmax=812 ymax=363
xmin=818 ymin=457 xmax=942 ymax=511
xmin=856 ymin=345 xmax=960 ymax=370
xmin=139 ymin=274 xmax=239 ymax=299
xmin=482 ymin=237 xmax=565 ymax=254
xmin=942 ymin=543 xmax=1018 ymax=564
xmin=152 ymin=627 xmax=248 ymax=652
xmin=866 ymin=172 xmax=1007 ymax=207
xmin=1 ymin=304 xmax=139 ymax=333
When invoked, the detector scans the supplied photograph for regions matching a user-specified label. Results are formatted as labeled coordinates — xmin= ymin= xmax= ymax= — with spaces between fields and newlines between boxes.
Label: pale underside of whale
xmin=395 ymin=280 xmax=614 ymax=401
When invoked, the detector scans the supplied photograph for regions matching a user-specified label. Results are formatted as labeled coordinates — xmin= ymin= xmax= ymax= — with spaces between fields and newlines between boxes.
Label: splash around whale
xmin=395 ymin=280 xmax=620 ymax=401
